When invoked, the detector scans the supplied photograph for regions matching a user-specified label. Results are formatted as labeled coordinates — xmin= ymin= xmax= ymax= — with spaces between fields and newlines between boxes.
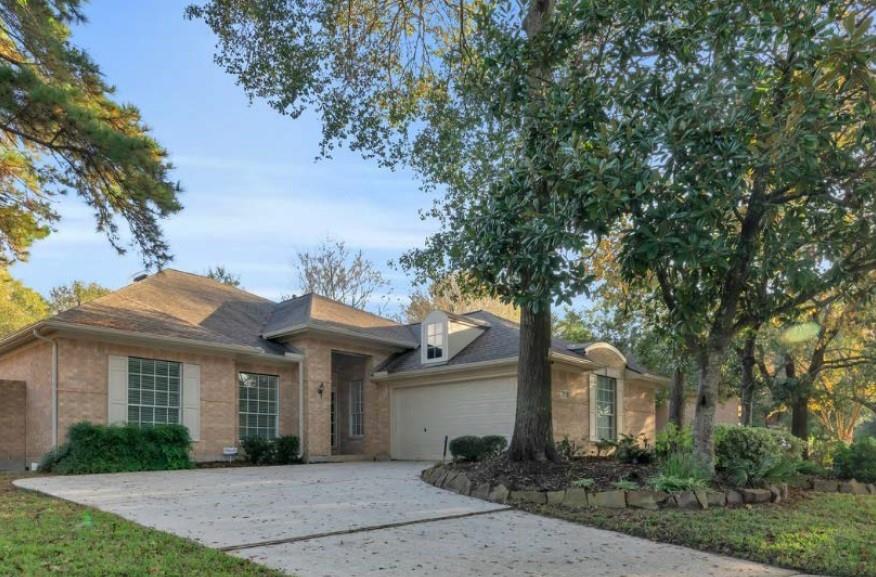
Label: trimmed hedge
xmin=40 ymin=422 xmax=192 ymax=474
xmin=834 ymin=437 xmax=876 ymax=483
xmin=714 ymin=425 xmax=803 ymax=487
xmin=240 ymin=435 xmax=301 ymax=465
xmin=449 ymin=435 xmax=508 ymax=461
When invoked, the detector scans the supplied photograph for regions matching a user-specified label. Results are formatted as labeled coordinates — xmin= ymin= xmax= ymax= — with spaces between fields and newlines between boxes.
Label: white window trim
xmin=422 ymin=319 xmax=448 ymax=364
xmin=349 ymin=379 xmax=365 ymax=438
xmin=589 ymin=368 xmax=624 ymax=442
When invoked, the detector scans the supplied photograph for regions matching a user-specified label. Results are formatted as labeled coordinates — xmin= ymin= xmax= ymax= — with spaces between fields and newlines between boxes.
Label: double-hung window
xmin=239 ymin=372 xmax=279 ymax=439
xmin=127 ymin=357 xmax=181 ymax=427
xmin=596 ymin=374 xmax=618 ymax=440
xmin=349 ymin=380 xmax=364 ymax=437
xmin=425 ymin=321 xmax=445 ymax=361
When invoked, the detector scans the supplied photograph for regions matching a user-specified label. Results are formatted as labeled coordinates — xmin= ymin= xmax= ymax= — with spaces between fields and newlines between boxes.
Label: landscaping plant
xmin=655 ymin=424 xmax=693 ymax=460
xmin=833 ymin=437 xmax=876 ymax=483
xmin=714 ymin=426 xmax=803 ymax=487
xmin=39 ymin=422 xmax=192 ymax=474
xmin=648 ymin=451 xmax=711 ymax=493
xmin=615 ymin=434 xmax=654 ymax=465
xmin=449 ymin=435 xmax=508 ymax=462
xmin=241 ymin=436 xmax=301 ymax=465
xmin=481 ymin=435 xmax=508 ymax=458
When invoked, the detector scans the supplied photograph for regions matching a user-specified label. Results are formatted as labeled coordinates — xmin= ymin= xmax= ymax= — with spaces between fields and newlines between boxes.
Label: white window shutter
xmin=588 ymin=373 xmax=598 ymax=440
xmin=616 ymin=376 xmax=625 ymax=438
xmin=182 ymin=363 xmax=201 ymax=441
xmin=107 ymin=356 xmax=128 ymax=425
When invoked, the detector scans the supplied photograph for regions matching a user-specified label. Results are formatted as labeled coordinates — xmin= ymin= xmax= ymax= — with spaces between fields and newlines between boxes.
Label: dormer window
xmin=425 ymin=321 xmax=446 ymax=362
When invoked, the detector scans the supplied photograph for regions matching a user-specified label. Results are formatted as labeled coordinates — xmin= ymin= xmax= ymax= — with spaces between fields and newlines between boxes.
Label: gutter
xmin=40 ymin=321 xmax=303 ymax=363
xmin=32 ymin=328 xmax=58 ymax=450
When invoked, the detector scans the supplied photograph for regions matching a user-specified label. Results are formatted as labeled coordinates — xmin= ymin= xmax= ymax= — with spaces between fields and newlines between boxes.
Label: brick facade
xmin=0 ymin=380 xmax=26 ymax=470
xmin=0 ymin=341 xmax=53 ymax=464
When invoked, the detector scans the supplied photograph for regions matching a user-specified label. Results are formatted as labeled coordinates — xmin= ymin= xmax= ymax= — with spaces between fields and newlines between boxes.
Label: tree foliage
xmin=614 ymin=0 xmax=876 ymax=468
xmin=294 ymin=238 xmax=388 ymax=310
xmin=0 ymin=0 xmax=181 ymax=267
xmin=47 ymin=280 xmax=109 ymax=314
xmin=0 ymin=268 xmax=47 ymax=336
xmin=405 ymin=275 xmax=517 ymax=323
xmin=205 ymin=265 xmax=241 ymax=288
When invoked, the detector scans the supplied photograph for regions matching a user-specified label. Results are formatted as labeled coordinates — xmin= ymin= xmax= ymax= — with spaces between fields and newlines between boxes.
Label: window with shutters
xmin=238 ymin=372 xmax=279 ymax=439
xmin=596 ymin=374 xmax=618 ymax=440
xmin=127 ymin=357 xmax=181 ymax=427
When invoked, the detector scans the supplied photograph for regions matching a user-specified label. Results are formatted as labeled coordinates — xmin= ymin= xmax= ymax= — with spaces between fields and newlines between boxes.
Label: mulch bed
xmin=449 ymin=455 xmax=659 ymax=491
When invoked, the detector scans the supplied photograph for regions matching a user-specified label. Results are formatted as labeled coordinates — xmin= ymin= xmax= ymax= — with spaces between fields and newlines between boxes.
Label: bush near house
xmin=39 ymin=422 xmax=192 ymax=474
xmin=714 ymin=425 xmax=803 ymax=487
xmin=240 ymin=436 xmax=301 ymax=465
xmin=833 ymin=437 xmax=876 ymax=483
xmin=449 ymin=435 xmax=508 ymax=461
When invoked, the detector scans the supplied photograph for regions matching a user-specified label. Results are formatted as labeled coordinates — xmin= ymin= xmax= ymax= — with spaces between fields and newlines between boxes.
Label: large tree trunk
xmin=509 ymin=301 xmax=558 ymax=462
xmin=784 ymin=354 xmax=809 ymax=441
xmin=739 ymin=333 xmax=757 ymax=426
xmin=693 ymin=347 xmax=724 ymax=473
xmin=668 ymin=366 xmax=686 ymax=428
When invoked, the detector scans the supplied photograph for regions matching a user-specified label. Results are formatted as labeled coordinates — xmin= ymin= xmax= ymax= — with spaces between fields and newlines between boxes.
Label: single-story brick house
xmin=0 ymin=270 xmax=668 ymax=469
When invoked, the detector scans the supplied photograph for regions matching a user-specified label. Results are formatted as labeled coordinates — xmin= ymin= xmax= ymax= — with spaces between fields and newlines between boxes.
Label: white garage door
xmin=391 ymin=377 xmax=517 ymax=461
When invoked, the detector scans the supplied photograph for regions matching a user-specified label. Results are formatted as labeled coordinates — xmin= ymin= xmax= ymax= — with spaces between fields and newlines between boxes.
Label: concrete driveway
xmin=16 ymin=462 xmax=800 ymax=577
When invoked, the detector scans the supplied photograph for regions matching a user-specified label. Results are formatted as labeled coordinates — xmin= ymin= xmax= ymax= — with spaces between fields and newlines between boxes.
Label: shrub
xmin=557 ymin=436 xmax=584 ymax=460
xmin=655 ymin=424 xmax=693 ymax=459
xmin=615 ymin=434 xmax=654 ymax=464
xmin=613 ymin=479 xmax=639 ymax=491
xmin=594 ymin=438 xmax=617 ymax=457
xmin=833 ymin=437 xmax=876 ymax=483
xmin=714 ymin=425 xmax=803 ymax=487
xmin=449 ymin=435 xmax=485 ymax=461
xmin=797 ymin=460 xmax=829 ymax=477
xmin=274 ymin=435 xmax=301 ymax=464
xmin=648 ymin=451 xmax=712 ymax=492
xmin=40 ymin=422 xmax=192 ymax=474
xmin=572 ymin=478 xmax=595 ymax=489
xmin=481 ymin=435 xmax=508 ymax=457
xmin=241 ymin=436 xmax=276 ymax=465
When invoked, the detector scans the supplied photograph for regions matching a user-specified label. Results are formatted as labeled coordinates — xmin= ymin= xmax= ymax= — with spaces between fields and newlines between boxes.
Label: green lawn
xmin=524 ymin=492 xmax=876 ymax=577
xmin=0 ymin=474 xmax=288 ymax=577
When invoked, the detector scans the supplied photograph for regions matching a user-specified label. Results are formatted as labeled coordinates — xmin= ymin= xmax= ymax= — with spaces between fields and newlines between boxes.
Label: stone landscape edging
xmin=421 ymin=464 xmax=876 ymax=510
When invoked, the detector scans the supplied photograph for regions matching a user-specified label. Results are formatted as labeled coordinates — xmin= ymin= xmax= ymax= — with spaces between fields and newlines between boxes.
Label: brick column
xmin=0 ymin=380 xmax=27 ymax=471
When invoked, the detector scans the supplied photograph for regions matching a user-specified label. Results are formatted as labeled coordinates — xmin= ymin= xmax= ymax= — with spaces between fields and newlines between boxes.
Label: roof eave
xmin=262 ymin=322 xmax=417 ymax=350
xmin=12 ymin=321 xmax=304 ymax=363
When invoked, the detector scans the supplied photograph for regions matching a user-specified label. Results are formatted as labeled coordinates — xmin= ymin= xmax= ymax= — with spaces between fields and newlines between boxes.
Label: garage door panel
xmin=391 ymin=377 xmax=517 ymax=461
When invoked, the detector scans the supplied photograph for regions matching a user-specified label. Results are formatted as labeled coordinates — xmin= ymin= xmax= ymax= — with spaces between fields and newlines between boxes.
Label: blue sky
xmin=10 ymin=0 xmax=435 ymax=312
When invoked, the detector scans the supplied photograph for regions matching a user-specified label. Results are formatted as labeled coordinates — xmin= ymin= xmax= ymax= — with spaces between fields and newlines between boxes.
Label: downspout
xmin=32 ymin=328 xmax=58 ymax=451
xmin=298 ymin=360 xmax=305 ymax=462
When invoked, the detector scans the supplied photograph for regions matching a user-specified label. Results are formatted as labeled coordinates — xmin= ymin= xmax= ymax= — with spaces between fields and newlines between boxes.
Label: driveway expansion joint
xmin=220 ymin=506 xmax=514 ymax=552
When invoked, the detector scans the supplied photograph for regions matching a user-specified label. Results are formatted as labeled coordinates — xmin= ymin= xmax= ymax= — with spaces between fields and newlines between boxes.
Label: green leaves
xmin=0 ymin=0 xmax=181 ymax=268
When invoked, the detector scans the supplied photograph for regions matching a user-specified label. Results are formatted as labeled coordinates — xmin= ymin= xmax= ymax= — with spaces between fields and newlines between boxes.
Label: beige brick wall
xmin=552 ymin=367 xmax=591 ymax=443
xmin=284 ymin=335 xmax=393 ymax=459
xmin=0 ymin=341 xmax=53 ymax=464
xmin=0 ymin=380 xmax=26 ymax=470
xmin=624 ymin=379 xmax=657 ymax=442
xmin=55 ymin=337 xmax=300 ymax=461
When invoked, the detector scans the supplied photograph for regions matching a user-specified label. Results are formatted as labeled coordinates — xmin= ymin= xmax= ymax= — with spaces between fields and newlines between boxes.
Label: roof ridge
xmin=309 ymin=292 xmax=401 ymax=326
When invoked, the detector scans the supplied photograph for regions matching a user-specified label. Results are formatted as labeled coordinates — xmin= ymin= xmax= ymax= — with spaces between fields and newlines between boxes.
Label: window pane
xmin=595 ymin=375 xmax=617 ymax=440
xmin=127 ymin=357 xmax=182 ymax=429
xmin=238 ymin=372 xmax=279 ymax=440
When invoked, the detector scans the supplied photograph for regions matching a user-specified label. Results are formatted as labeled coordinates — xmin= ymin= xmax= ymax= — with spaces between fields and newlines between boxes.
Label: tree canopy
xmin=47 ymin=280 xmax=109 ymax=314
xmin=0 ymin=268 xmax=47 ymax=336
xmin=206 ymin=265 xmax=241 ymax=288
xmin=293 ymin=238 xmax=388 ymax=310
xmin=0 ymin=0 xmax=181 ymax=267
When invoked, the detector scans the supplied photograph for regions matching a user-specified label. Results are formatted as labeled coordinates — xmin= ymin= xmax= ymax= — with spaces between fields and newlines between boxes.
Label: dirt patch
xmin=450 ymin=456 xmax=659 ymax=491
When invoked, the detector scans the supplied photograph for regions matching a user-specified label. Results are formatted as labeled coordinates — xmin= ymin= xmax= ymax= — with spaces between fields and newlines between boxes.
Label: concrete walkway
xmin=16 ymin=462 xmax=804 ymax=577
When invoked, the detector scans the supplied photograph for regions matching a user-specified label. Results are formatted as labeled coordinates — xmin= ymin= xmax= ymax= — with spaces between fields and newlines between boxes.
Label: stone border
xmin=421 ymin=464 xmax=875 ymax=510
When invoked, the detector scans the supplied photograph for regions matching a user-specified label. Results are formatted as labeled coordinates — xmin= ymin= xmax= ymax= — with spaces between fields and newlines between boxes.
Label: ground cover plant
xmin=524 ymin=491 xmax=875 ymax=577
xmin=0 ymin=474 xmax=286 ymax=577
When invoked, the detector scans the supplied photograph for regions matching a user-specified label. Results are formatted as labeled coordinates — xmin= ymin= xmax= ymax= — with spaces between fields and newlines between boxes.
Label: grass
xmin=0 ymin=474 xmax=287 ymax=577
xmin=524 ymin=491 xmax=876 ymax=577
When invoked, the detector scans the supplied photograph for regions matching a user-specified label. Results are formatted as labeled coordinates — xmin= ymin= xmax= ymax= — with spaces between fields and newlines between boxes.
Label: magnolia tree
xmin=189 ymin=0 xmax=642 ymax=461
xmin=614 ymin=1 xmax=876 ymax=469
